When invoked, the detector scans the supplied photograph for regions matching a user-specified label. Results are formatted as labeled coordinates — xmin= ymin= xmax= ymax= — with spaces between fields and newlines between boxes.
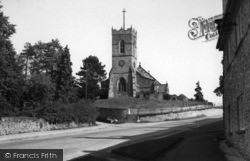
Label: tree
xmin=178 ymin=94 xmax=188 ymax=101
xmin=18 ymin=39 xmax=79 ymax=105
xmin=76 ymin=55 xmax=106 ymax=99
xmin=26 ymin=74 xmax=55 ymax=104
xmin=17 ymin=43 xmax=35 ymax=80
xmin=194 ymin=81 xmax=204 ymax=102
xmin=163 ymin=93 xmax=171 ymax=100
xmin=99 ymin=79 xmax=109 ymax=99
xmin=41 ymin=39 xmax=63 ymax=75
xmin=0 ymin=2 xmax=24 ymax=107
xmin=18 ymin=39 xmax=63 ymax=77
xmin=214 ymin=75 xmax=223 ymax=97
xmin=19 ymin=40 xmax=80 ymax=103
xmin=53 ymin=45 xmax=77 ymax=102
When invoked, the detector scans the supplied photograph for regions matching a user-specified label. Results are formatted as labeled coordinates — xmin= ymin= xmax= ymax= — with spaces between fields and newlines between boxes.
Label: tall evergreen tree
xmin=76 ymin=55 xmax=106 ymax=99
xmin=194 ymin=81 xmax=204 ymax=102
xmin=0 ymin=2 xmax=23 ymax=107
xmin=17 ymin=43 xmax=35 ymax=80
xmin=53 ymin=45 xmax=76 ymax=102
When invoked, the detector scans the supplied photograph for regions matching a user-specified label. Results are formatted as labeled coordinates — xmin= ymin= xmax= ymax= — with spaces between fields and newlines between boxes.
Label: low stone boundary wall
xmin=97 ymin=105 xmax=216 ymax=121
xmin=130 ymin=105 xmax=213 ymax=116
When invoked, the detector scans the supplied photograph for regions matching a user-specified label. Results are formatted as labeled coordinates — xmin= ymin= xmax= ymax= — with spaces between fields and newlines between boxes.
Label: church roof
xmin=136 ymin=65 xmax=161 ymax=85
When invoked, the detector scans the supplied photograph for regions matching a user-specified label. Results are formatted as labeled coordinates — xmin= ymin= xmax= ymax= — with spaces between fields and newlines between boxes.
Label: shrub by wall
xmin=0 ymin=100 xmax=99 ymax=136
xmin=38 ymin=100 xmax=99 ymax=124
xmin=178 ymin=94 xmax=188 ymax=101
xmin=98 ymin=107 xmax=127 ymax=122
xmin=0 ymin=100 xmax=19 ymax=118
xmin=163 ymin=94 xmax=171 ymax=100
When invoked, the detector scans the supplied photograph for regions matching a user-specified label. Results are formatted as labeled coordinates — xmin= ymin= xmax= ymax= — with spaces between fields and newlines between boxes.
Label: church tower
xmin=109 ymin=9 xmax=138 ymax=98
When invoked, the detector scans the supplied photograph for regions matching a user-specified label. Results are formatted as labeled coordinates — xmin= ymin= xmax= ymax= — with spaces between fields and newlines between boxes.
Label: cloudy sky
xmin=2 ymin=0 xmax=223 ymax=104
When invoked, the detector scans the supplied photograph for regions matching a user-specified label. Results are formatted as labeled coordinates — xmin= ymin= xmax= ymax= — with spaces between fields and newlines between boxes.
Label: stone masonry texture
xmin=217 ymin=0 xmax=250 ymax=159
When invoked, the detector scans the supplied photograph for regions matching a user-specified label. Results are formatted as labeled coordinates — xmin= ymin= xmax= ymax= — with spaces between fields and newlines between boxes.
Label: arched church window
xmin=120 ymin=40 xmax=125 ymax=53
xmin=119 ymin=77 xmax=126 ymax=92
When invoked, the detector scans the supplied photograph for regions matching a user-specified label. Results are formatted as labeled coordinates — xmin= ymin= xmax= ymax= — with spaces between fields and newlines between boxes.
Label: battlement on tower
xmin=112 ymin=27 xmax=137 ymax=37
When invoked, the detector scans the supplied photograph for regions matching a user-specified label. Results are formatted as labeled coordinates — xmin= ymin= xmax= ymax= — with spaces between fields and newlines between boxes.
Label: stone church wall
xmin=109 ymin=73 xmax=129 ymax=98
xmin=112 ymin=57 xmax=136 ymax=73
xmin=112 ymin=28 xmax=137 ymax=58
xmin=109 ymin=27 xmax=138 ymax=98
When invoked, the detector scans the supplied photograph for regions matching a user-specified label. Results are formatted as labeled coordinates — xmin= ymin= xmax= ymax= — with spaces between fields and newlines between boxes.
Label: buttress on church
xmin=108 ymin=11 xmax=169 ymax=98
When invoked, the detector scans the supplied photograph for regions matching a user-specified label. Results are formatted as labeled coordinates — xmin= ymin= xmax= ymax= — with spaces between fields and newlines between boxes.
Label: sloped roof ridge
xmin=136 ymin=65 xmax=161 ymax=85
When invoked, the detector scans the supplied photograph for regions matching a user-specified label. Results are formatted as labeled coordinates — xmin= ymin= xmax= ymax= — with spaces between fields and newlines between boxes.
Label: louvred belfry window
xmin=120 ymin=40 xmax=125 ymax=53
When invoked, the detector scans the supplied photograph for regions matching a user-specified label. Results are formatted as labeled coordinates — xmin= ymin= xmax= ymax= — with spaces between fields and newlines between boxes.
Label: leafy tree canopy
xmin=18 ymin=39 xmax=63 ymax=77
xmin=76 ymin=55 xmax=106 ymax=99
xmin=214 ymin=75 xmax=223 ymax=97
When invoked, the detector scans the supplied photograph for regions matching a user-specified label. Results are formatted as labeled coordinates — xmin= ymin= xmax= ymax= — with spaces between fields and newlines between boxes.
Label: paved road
xmin=156 ymin=120 xmax=226 ymax=161
xmin=0 ymin=116 xmax=222 ymax=161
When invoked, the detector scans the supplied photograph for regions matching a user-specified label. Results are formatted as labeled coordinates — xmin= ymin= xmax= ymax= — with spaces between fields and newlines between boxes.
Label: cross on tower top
xmin=122 ymin=9 xmax=126 ymax=29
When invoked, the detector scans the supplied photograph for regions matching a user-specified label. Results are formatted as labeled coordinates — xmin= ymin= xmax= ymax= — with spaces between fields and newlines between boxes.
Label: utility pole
xmin=86 ymin=68 xmax=88 ymax=100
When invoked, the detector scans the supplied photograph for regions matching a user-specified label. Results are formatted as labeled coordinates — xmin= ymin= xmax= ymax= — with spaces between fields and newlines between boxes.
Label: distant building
xmin=109 ymin=11 xmax=169 ymax=98
xmin=216 ymin=0 xmax=250 ymax=159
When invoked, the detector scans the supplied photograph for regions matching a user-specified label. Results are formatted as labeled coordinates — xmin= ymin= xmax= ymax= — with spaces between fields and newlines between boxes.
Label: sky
xmin=1 ymin=0 xmax=223 ymax=104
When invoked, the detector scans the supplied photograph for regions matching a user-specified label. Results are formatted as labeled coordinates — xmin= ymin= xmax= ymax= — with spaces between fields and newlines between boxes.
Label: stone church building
xmin=108 ymin=13 xmax=169 ymax=98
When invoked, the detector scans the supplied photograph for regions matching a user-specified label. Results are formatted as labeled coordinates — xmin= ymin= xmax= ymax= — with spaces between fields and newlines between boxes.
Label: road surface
xmin=0 ymin=116 xmax=221 ymax=161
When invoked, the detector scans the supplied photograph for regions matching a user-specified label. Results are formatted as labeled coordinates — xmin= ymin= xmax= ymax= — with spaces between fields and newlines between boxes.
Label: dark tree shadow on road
xmin=69 ymin=118 xmax=226 ymax=161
